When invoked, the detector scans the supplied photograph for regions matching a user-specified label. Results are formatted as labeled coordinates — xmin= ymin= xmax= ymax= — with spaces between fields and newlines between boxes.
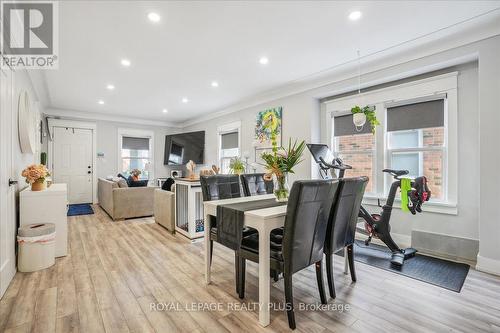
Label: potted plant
xmin=21 ymin=164 xmax=50 ymax=191
xmin=229 ymin=157 xmax=245 ymax=175
xmin=351 ymin=105 xmax=379 ymax=134
xmin=260 ymin=113 xmax=306 ymax=201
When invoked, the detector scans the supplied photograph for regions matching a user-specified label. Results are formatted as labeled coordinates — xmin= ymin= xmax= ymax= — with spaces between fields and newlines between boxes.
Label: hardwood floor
xmin=1 ymin=205 xmax=500 ymax=333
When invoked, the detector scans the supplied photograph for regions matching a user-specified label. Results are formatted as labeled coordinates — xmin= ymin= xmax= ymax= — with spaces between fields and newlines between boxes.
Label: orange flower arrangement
xmin=21 ymin=164 xmax=50 ymax=184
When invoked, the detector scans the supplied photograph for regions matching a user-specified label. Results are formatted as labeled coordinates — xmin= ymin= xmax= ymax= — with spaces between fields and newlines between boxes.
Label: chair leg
xmin=284 ymin=274 xmax=296 ymax=330
xmin=315 ymin=261 xmax=327 ymax=305
xmin=325 ymin=253 xmax=336 ymax=299
xmin=209 ymin=240 xmax=213 ymax=266
xmin=235 ymin=252 xmax=240 ymax=294
xmin=238 ymin=257 xmax=246 ymax=299
xmin=347 ymin=244 xmax=357 ymax=282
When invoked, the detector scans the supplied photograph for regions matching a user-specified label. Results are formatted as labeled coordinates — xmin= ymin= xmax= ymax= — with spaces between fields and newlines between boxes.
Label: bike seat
xmin=382 ymin=169 xmax=409 ymax=177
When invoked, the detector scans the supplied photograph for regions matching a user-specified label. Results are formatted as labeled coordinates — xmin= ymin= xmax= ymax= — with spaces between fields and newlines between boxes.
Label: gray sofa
xmin=98 ymin=178 xmax=156 ymax=220
xmin=154 ymin=189 xmax=175 ymax=233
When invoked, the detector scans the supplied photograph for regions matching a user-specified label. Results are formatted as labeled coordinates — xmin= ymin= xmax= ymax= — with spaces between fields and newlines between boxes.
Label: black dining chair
xmin=324 ymin=177 xmax=368 ymax=299
xmin=200 ymin=174 xmax=256 ymax=293
xmin=237 ymin=179 xmax=340 ymax=329
xmin=240 ymin=173 xmax=274 ymax=197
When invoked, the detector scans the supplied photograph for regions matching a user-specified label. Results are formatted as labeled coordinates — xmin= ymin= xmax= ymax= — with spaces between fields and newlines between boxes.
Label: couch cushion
xmin=117 ymin=179 xmax=128 ymax=188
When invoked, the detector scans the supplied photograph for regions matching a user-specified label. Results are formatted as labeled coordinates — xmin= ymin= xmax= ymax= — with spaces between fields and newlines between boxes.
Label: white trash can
xmin=17 ymin=223 xmax=56 ymax=272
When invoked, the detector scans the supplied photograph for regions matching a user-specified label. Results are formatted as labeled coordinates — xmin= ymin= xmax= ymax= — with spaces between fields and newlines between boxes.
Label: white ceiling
xmin=43 ymin=1 xmax=500 ymax=124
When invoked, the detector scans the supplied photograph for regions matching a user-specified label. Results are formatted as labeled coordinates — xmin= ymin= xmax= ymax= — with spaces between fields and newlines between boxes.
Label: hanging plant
xmin=351 ymin=105 xmax=379 ymax=134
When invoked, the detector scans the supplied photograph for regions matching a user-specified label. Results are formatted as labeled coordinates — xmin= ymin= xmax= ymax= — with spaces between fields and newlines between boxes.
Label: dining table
xmin=203 ymin=194 xmax=349 ymax=327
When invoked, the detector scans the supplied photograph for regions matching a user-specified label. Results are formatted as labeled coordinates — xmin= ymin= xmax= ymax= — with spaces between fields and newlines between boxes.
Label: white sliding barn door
xmin=53 ymin=127 xmax=93 ymax=204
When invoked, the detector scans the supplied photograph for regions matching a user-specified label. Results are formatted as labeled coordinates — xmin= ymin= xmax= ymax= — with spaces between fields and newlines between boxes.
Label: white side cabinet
xmin=20 ymin=183 xmax=68 ymax=257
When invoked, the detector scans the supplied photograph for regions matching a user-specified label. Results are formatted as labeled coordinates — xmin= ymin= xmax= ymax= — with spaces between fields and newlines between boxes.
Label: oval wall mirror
xmin=18 ymin=90 xmax=36 ymax=154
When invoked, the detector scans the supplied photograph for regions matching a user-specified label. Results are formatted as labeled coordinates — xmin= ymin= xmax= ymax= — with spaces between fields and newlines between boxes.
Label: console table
xmin=174 ymin=178 xmax=204 ymax=240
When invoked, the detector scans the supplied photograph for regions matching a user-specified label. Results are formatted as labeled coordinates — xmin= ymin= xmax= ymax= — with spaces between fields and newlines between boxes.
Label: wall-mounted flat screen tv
xmin=164 ymin=131 xmax=205 ymax=165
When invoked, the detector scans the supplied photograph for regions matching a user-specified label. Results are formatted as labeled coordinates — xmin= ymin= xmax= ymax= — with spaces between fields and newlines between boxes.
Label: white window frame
xmin=217 ymin=121 xmax=241 ymax=174
xmin=323 ymin=72 xmax=458 ymax=215
xmin=117 ymin=128 xmax=154 ymax=180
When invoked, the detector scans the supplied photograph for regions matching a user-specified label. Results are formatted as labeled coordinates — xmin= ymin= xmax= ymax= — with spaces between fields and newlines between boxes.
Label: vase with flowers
xmin=21 ymin=164 xmax=50 ymax=191
xmin=260 ymin=113 xmax=305 ymax=201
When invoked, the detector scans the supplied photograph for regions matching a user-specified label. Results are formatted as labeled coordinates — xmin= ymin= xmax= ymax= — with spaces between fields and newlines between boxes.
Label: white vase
xmin=353 ymin=113 xmax=367 ymax=127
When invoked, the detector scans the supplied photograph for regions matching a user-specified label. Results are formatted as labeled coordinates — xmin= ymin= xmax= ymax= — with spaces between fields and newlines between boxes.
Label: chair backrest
xmin=282 ymin=179 xmax=339 ymax=275
xmin=324 ymin=177 xmax=368 ymax=255
xmin=200 ymin=175 xmax=241 ymax=201
xmin=240 ymin=173 xmax=274 ymax=197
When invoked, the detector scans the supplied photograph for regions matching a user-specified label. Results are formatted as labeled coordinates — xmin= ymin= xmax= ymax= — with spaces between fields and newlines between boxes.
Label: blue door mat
xmin=67 ymin=204 xmax=94 ymax=216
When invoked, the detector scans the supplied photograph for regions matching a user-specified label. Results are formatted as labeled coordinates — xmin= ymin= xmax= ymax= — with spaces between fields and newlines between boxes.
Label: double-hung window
xmin=219 ymin=131 xmax=239 ymax=174
xmin=332 ymin=113 xmax=375 ymax=194
xmin=386 ymin=98 xmax=446 ymax=200
xmin=119 ymin=130 xmax=154 ymax=179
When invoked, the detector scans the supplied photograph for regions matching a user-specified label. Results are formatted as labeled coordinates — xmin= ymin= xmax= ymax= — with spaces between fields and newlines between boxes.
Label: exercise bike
xmin=307 ymin=144 xmax=431 ymax=266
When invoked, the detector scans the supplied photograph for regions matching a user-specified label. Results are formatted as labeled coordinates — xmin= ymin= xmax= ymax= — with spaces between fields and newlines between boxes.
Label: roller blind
xmin=122 ymin=136 xmax=150 ymax=150
xmin=221 ymin=132 xmax=238 ymax=149
xmin=387 ymin=99 xmax=444 ymax=132
xmin=333 ymin=114 xmax=372 ymax=136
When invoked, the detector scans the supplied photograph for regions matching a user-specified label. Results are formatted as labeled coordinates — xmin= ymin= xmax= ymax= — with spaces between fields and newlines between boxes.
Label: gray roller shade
xmin=221 ymin=132 xmax=238 ymax=149
xmin=122 ymin=136 xmax=150 ymax=150
xmin=387 ymin=99 xmax=444 ymax=132
xmin=334 ymin=114 xmax=372 ymax=136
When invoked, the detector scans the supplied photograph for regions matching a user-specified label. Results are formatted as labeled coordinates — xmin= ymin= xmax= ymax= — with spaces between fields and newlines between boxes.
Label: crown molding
xmin=181 ymin=10 xmax=500 ymax=128
xmin=44 ymin=107 xmax=183 ymax=129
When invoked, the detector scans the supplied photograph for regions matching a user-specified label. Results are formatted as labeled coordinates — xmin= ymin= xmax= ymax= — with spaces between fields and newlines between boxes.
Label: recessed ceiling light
xmin=106 ymin=84 xmax=115 ymax=90
xmin=259 ymin=57 xmax=269 ymax=65
xmin=182 ymin=97 xmax=189 ymax=103
xmin=121 ymin=59 xmax=131 ymax=67
xmin=348 ymin=11 xmax=362 ymax=21
xmin=147 ymin=12 xmax=161 ymax=23
xmin=98 ymin=100 xmax=104 ymax=105
xmin=162 ymin=108 xmax=168 ymax=113
xmin=211 ymin=81 xmax=219 ymax=87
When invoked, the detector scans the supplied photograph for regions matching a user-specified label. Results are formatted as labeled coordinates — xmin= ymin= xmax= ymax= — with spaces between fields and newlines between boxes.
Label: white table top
xmin=20 ymin=183 xmax=67 ymax=196
xmin=204 ymin=193 xmax=276 ymax=209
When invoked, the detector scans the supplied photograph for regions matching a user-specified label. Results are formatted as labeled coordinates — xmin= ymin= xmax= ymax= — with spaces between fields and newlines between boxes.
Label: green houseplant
xmin=229 ymin=157 xmax=245 ymax=175
xmin=351 ymin=105 xmax=379 ymax=134
xmin=260 ymin=112 xmax=306 ymax=201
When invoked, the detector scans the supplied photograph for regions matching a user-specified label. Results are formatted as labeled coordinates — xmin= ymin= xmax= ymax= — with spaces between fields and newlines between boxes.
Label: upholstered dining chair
xmin=323 ymin=177 xmax=368 ymax=299
xmin=240 ymin=173 xmax=274 ymax=197
xmin=237 ymin=179 xmax=340 ymax=329
xmin=200 ymin=174 xmax=255 ymax=293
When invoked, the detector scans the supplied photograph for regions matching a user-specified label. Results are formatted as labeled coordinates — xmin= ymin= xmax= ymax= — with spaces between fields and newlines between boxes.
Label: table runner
xmin=216 ymin=198 xmax=287 ymax=250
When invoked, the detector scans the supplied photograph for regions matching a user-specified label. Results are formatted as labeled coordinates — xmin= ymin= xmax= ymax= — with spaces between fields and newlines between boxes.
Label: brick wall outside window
xmin=337 ymin=134 xmax=374 ymax=193
xmin=422 ymin=127 xmax=444 ymax=199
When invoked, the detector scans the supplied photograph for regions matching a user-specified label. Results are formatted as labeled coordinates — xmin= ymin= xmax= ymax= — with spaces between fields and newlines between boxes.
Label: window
xmin=118 ymin=129 xmax=154 ymax=179
xmin=386 ymin=99 xmax=445 ymax=200
xmin=219 ymin=131 xmax=239 ymax=174
xmin=332 ymin=114 xmax=375 ymax=193
xmin=325 ymin=73 xmax=458 ymax=211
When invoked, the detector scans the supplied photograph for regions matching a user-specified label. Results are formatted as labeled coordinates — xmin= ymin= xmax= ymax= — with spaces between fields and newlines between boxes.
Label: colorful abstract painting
xmin=254 ymin=107 xmax=282 ymax=149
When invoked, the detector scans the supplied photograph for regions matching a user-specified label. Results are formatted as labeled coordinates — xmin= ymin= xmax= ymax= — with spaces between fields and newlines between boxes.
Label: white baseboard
xmin=476 ymin=254 xmax=500 ymax=276
xmin=355 ymin=231 xmax=411 ymax=249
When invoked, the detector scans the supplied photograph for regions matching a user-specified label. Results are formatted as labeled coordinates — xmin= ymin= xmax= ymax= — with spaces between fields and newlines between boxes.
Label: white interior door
xmin=53 ymin=127 xmax=93 ymax=204
xmin=0 ymin=65 xmax=16 ymax=298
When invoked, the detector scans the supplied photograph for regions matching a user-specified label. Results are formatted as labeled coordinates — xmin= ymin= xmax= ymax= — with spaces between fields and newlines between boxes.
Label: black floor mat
xmin=338 ymin=241 xmax=470 ymax=292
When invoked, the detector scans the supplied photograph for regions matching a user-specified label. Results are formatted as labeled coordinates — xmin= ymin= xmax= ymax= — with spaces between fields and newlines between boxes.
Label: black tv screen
xmin=164 ymin=131 xmax=205 ymax=165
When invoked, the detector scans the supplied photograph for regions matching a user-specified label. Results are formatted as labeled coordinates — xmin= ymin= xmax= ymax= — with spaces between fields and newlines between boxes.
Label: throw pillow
xmin=117 ymin=179 xmax=128 ymax=188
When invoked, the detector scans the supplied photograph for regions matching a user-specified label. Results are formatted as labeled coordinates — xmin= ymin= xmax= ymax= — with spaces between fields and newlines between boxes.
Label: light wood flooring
xmin=1 ymin=205 xmax=500 ymax=333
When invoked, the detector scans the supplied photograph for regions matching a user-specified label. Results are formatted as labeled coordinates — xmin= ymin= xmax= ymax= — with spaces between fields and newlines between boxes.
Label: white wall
xmin=183 ymin=35 xmax=500 ymax=271
xmin=92 ymin=119 xmax=181 ymax=180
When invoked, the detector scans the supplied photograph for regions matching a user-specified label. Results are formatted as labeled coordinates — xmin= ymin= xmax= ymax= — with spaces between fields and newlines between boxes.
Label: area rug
xmin=67 ymin=204 xmax=94 ymax=216
xmin=338 ymin=240 xmax=470 ymax=292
